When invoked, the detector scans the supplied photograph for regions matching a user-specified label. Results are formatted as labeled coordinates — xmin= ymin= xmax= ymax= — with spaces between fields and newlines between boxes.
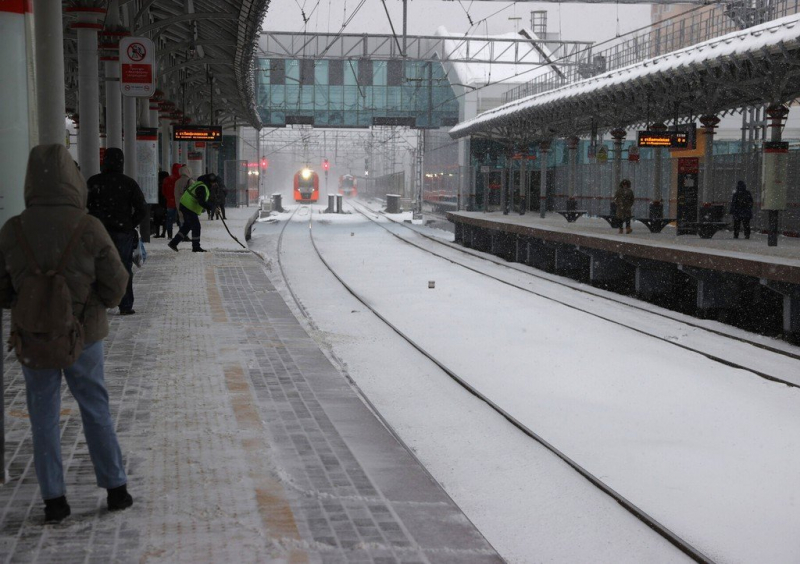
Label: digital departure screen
xmin=637 ymin=131 xmax=689 ymax=148
xmin=173 ymin=126 xmax=223 ymax=141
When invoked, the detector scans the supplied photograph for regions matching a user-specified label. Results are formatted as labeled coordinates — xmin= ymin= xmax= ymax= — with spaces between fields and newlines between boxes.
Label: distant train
xmin=338 ymin=174 xmax=357 ymax=197
xmin=294 ymin=168 xmax=320 ymax=203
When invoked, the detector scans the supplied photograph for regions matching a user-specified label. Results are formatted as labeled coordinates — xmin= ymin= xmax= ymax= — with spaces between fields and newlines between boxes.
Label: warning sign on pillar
xmin=762 ymin=141 xmax=789 ymax=211
xmin=120 ymin=37 xmax=155 ymax=97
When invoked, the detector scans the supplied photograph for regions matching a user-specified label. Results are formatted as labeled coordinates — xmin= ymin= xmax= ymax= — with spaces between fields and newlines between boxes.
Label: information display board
xmin=637 ymin=131 xmax=689 ymax=148
xmin=762 ymin=141 xmax=789 ymax=211
xmin=136 ymin=128 xmax=158 ymax=204
xmin=173 ymin=126 xmax=223 ymax=141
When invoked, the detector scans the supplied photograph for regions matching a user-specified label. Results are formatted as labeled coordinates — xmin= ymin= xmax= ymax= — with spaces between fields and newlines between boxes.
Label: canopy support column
xmin=765 ymin=104 xmax=789 ymax=247
xmin=567 ymin=136 xmax=579 ymax=209
xmin=539 ymin=140 xmax=550 ymax=218
xmin=34 ymin=0 xmax=66 ymax=145
xmin=699 ymin=114 xmax=720 ymax=206
xmin=610 ymin=128 xmax=626 ymax=201
xmin=71 ymin=7 xmax=106 ymax=177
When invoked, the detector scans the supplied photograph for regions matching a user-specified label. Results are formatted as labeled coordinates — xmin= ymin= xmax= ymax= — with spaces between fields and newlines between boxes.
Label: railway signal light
xmin=261 ymin=157 xmax=268 ymax=169
xmin=322 ymin=158 xmax=330 ymax=171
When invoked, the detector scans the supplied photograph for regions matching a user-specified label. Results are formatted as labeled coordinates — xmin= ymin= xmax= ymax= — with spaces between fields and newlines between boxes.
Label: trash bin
xmin=386 ymin=194 xmax=402 ymax=214
xmin=649 ymin=201 xmax=664 ymax=219
xmin=271 ymin=193 xmax=283 ymax=213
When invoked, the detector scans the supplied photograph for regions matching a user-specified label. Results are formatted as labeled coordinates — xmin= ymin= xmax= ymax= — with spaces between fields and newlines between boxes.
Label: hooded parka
xmin=174 ymin=166 xmax=191 ymax=223
xmin=162 ymin=163 xmax=180 ymax=209
xmin=86 ymin=148 xmax=148 ymax=234
xmin=0 ymin=145 xmax=128 ymax=343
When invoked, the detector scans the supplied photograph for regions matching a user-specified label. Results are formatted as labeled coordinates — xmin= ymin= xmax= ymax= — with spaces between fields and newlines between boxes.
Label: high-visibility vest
xmin=180 ymin=181 xmax=209 ymax=214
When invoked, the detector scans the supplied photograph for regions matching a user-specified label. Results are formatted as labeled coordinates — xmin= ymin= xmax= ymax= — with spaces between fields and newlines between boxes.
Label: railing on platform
xmin=502 ymin=0 xmax=800 ymax=104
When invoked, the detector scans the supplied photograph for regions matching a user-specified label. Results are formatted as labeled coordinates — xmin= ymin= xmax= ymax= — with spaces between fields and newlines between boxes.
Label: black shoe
xmin=192 ymin=247 xmax=208 ymax=253
xmin=44 ymin=496 xmax=71 ymax=523
xmin=168 ymin=241 xmax=179 ymax=252
xmin=119 ymin=309 xmax=136 ymax=316
xmin=107 ymin=485 xmax=133 ymax=512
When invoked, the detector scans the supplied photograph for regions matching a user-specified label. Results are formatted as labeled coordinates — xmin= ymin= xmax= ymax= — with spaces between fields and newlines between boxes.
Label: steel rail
xmin=307 ymin=203 xmax=715 ymax=564
xmin=347 ymin=199 xmax=800 ymax=388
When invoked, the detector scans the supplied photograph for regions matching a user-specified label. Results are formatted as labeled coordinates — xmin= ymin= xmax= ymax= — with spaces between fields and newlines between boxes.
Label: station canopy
xmin=63 ymin=0 xmax=269 ymax=128
xmin=449 ymin=14 xmax=800 ymax=142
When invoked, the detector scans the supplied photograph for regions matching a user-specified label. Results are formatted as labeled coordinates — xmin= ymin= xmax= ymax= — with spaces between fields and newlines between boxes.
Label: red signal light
xmin=261 ymin=157 xmax=268 ymax=169
xmin=322 ymin=159 xmax=329 ymax=171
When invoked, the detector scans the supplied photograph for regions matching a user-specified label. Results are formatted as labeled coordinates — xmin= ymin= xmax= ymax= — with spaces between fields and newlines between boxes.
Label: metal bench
xmin=682 ymin=222 xmax=729 ymax=239
xmin=556 ymin=210 xmax=588 ymax=223
xmin=636 ymin=217 xmax=676 ymax=233
xmin=599 ymin=214 xmax=621 ymax=228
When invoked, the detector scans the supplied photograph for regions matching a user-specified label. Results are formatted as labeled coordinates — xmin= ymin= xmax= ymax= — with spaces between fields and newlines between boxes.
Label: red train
xmin=338 ymin=174 xmax=357 ymax=197
xmin=294 ymin=168 xmax=320 ymax=202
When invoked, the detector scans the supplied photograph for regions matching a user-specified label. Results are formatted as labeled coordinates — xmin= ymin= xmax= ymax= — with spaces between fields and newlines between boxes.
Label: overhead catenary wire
xmin=379 ymin=0 xmax=404 ymax=55
xmin=431 ymin=1 xmax=714 ymax=113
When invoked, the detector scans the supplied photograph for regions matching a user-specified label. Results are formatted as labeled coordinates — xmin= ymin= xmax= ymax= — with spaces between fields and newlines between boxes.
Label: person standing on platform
xmin=152 ymin=170 xmax=169 ymax=238
xmin=730 ymin=180 xmax=754 ymax=239
xmin=174 ymin=165 xmax=192 ymax=226
xmin=215 ymin=180 xmax=228 ymax=220
xmin=168 ymin=177 xmax=212 ymax=252
xmin=198 ymin=173 xmax=218 ymax=220
xmin=162 ymin=163 xmax=181 ymax=233
xmin=614 ymin=178 xmax=635 ymax=234
xmin=86 ymin=148 xmax=148 ymax=315
xmin=0 ymin=145 xmax=134 ymax=523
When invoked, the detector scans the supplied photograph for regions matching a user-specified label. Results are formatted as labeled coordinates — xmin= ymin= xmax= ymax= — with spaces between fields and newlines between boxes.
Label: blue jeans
xmin=109 ymin=231 xmax=134 ymax=312
xmin=22 ymin=341 xmax=127 ymax=500
xmin=165 ymin=208 xmax=177 ymax=235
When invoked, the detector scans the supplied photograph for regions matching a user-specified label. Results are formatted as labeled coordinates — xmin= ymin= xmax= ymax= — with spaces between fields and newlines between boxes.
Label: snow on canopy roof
xmin=449 ymin=14 xmax=800 ymax=139
xmin=435 ymin=26 xmax=554 ymax=87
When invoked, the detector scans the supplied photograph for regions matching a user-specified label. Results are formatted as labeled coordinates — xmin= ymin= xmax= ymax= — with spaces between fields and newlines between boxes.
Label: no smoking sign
xmin=120 ymin=37 xmax=155 ymax=97
xmin=126 ymin=42 xmax=147 ymax=62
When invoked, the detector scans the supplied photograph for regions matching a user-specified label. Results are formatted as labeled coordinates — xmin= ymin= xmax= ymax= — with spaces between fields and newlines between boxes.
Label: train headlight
xmin=301 ymin=168 xmax=312 ymax=180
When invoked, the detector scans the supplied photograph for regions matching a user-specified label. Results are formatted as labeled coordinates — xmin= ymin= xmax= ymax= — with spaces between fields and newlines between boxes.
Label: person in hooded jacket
xmin=730 ymin=180 xmax=754 ymax=239
xmin=86 ymin=148 xmax=148 ymax=315
xmin=613 ymin=178 xmax=635 ymax=234
xmin=0 ymin=144 xmax=134 ymax=523
xmin=174 ymin=165 xmax=192 ymax=226
xmin=162 ymin=162 xmax=181 ymax=234
xmin=197 ymin=173 xmax=218 ymax=220
xmin=168 ymin=177 xmax=212 ymax=252
xmin=152 ymin=170 xmax=168 ymax=238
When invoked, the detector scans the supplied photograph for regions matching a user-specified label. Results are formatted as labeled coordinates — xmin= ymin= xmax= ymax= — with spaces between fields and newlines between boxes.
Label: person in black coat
xmin=87 ymin=148 xmax=148 ymax=315
xmin=215 ymin=181 xmax=228 ymax=220
xmin=153 ymin=170 xmax=169 ymax=237
xmin=730 ymin=180 xmax=754 ymax=239
xmin=198 ymin=173 xmax=218 ymax=220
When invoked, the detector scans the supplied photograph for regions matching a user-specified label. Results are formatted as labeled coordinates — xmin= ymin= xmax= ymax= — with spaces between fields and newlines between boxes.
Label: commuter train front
xmin=338 ymin=174 xmax=357 ymax=197
xmin=294 ymin=168 xmax=320 ymax=203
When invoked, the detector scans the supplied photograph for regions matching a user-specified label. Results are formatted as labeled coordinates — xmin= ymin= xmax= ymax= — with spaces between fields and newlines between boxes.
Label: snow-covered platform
xmin=449 ymin=210 xmax=800 ymax=336
xmin=0 ymin=208 xmax=500 ymax=563
xmin=448 ymin=211 xmax=800 ymax=283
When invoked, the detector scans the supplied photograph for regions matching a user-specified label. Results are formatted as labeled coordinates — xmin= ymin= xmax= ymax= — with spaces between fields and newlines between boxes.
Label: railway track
xmin=296 ymin=202 xmax=714 ymax=564
xmin=347 ymin=199 xmax=800 ymax=389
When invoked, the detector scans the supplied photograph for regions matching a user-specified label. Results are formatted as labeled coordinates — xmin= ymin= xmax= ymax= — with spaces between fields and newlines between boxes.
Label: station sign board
xmin=173 ymin=125 xmax=223 ymax=142
xmin=637 ymin=131 xmax=689 ymax=149
xmin=120 ymin=37 xmax=155 ymax=97
xmin=762 ymin=141 xmax=789 ymax=210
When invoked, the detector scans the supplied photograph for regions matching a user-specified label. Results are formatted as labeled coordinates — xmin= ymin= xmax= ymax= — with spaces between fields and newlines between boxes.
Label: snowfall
xmin=249 ymin=199 xmax=800 ymax=564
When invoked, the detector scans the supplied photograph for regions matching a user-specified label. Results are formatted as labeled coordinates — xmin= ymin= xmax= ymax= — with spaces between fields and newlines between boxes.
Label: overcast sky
xmin=261 ymin=0 xmax=654 ymax=45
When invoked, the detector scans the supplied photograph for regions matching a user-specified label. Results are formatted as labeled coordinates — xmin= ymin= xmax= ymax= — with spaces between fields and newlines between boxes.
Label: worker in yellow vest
xmin=168 ymin=178 xmax=212 ymax=252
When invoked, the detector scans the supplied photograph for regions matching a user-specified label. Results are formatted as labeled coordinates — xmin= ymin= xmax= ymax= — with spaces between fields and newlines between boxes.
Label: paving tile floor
xmin=0 ymin=216 xmax=501 ymax=563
